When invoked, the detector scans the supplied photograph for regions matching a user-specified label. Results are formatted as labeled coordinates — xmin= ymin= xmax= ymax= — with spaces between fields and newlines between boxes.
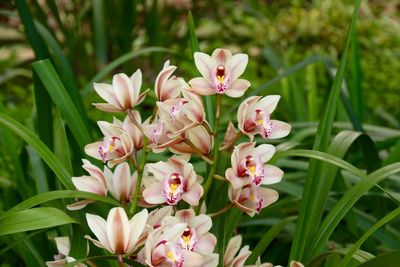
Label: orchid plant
xmin=49 ymin=48 xmax=298 ymax=267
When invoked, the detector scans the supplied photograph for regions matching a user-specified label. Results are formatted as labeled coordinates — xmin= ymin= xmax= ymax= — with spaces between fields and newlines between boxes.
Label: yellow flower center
xmin=166 ymin=251 xmax=176 ymax=262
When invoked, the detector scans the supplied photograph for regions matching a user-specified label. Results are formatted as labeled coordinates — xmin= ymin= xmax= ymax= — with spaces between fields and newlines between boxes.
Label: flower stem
xmin=127 ymin=110 xmax=145 ymax=135
xmin=213 ymin=174 xmax=226 ymax=182
xmin=117 ymin=254 xmax=124 ymax=267
xmin=196 ymin=94 xmax=222 ymax=214
xmin=128 ymin=106 xmax=157 ymax=215
xmin=207 ymin=202 xmax=234 ymax=217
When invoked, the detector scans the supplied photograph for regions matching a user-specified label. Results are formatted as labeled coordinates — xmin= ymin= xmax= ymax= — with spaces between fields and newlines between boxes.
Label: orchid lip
xmin=98 ymin=136 xmax=120 ymax=162
xmin=244 ymin=155 xmax=265 ymax=186
xmin=179 ymin=227 xmax=198 ymax=251
xmin=255 ymin=109 xmax=273 ymax=138
xmin=162 ymin=172 xmax=184 ymax=205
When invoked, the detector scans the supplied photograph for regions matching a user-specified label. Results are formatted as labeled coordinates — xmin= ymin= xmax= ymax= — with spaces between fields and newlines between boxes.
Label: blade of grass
xmin=3 ymin=190 xmax=120 ymax=216
xmin=246 ymin=216 xmax=297 ymax=264
xmin=0 ymin=113 xmax=74 ymax=189
xmin=32 ymin=59 xmax=92 ymax=149
xmin=0 ymin=207 xmax=77 ymax=236
xmin=338 ymin=206 xmax=400 ymax=267
xmin=53 ymin=110 xmax=73 ymax=175
xmin=92 ymin=0 xmax=107 ymax=66
xmin=16 ymin=0 xmax=53 ymax=149
xmin=35 ymin=21 xmax=87 ymax=124
xmin=347 ymin=30 xmax=363 ymax=122
xmin=307 ymin=162 xmax=400 ymax=259
xmin=289 ymin=0 xmax=361 ymax=261
xmin=358 ymin=250 xmax=400 ymax=267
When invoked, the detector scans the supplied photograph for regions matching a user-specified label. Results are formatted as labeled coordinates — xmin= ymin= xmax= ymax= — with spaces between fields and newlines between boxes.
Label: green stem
xmin=196 ymin=94 xmax=222 ymax=214
xmin=128 ymin=107 xmax=157 ymax=215
xmin=207 ymin=202 xmax=233 ymax=217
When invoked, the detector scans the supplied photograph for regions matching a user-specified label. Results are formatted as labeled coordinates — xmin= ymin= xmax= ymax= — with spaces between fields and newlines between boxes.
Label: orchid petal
xmin=86 ymin=213 xmax=112 ymax=252
xmin=189 ymin=77 xmax=216 ymax=96
xmin=225 ymin=79 xmax=251 ymax=98
xmin=228 ymin=53 xmax=248 ymax=81
xmin=106 ymin=207 xmax=130 ymax=254
xmin=194 ymin=52 xmax=214 ymax=81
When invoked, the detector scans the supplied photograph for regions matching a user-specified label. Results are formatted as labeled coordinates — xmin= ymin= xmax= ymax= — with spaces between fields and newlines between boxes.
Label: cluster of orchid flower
xmin=46 ymin=49 xmax=299 ymax=267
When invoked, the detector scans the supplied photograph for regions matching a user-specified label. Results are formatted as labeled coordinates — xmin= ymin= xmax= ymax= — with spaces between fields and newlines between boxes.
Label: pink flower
xmin=155 ymin=60 xmax=185 ymax=101
xmin=144 ymin=91 xmax=212 ymax=155
xmin=93 ymin=69 xmax=148 ymax=112
xmin=67 ymin=160 xmax=137 ymax=209
xmin=143 ymin=156 xmax=203 ymax=206
xmin=225 ymin=142 xmax=283 ymax=190
xmin=84 ymin=120 xmax=134 ymax=168
xmin=104 ymin=162 xmax=137 ymax=204
xmin=169 ymin=125 xmax=214 ymax=156
xmin=143 ymin=223 xmax=204 ymax=267
xmin=67 ymin=159 xmax=107 ymax=210
xmin=238 ymin=95 xmax=291 ymax=141
xmin=46 ymin=237 xmax=86 ymax=267
xmin=189 ymin=48 xmax=250 ymax=97
xmin=162 ymin=209 xmax=217 ymax=256
xmin=113 ymin=111 xmax=147 ymax=150
xmin=85 ymin=208 xmax=148 ymax=255
xmin=229 ymin=184 xmax=279 ymax=217
xmin=223 ymin=235 xmax=251 ymax=267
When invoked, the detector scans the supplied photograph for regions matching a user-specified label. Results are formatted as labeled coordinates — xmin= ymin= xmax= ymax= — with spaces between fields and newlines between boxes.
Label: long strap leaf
xmin=0 ymin=113 xmax=73 ymax=189
xmin=289 ymin=0 xmax=362 ymax=261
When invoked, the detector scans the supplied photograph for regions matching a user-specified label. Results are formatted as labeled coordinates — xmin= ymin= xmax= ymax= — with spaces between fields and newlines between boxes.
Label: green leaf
xmin=35 ymin=21 xmax=87 ymax=122
xmin=92 ymin=0 xmax=107 ymax=65
xmin=16 ymin=0 xmax=53 ymax=149
xmin=307 ymin=162 xmax=400 ymax=259
xmin=0 ymin=113 xmax=74 ymax=189
xmin=66 ymin=255 xmax=146 ymax=267
xmin=32 ymin=59 xmax=92 ymax=149
xmin=0 ymin=207 xmax=77 ymax=236
xmin=289 ymin=0 xmax=362 ymax=261
xmin=53 ymin=110 xmax=73 ymax=175
xmin=246 ymin=216 xmax=296 ymax=264
xmin=338 ymin=206 xmax=400 ymax=267
xmin=358 ymin=250 xmax=400 ymax=267
xmin=3 ymin=190 xmax=120 ymax=217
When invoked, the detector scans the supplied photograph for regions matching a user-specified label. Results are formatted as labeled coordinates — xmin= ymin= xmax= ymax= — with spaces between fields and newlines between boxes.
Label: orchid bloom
xmin=143 ymin=156 xmax=203 ymax=206
xmin=93 ymin=69 xmax=148 ymax=112
xmin=169 ymin=124 xmax=214 ymax=156
xmin=104 ymin=162 xmax=137 ymax=203
xmin=46 ymin=237 xmax=86 ymax=267
xmin=238 ymin=95 xmax=291 ymax=141
xmin=225 ymin=142 xmax=283 ymax=190
xmin=144 ymin=90 xmax=207 ymax=153
xmin=229 ymin=184 xmax=279 ymax=217
xmin=162 ymin=209 xmax=217 ymax=257
xmin=223 ymin=235 xmax=251 ymax=267
xmin=67 ymin=159 xmax=107 ymax=210
xmin=85 ymin=208 xmax=148 ymax=255
xmin=189 ymin=48 xmax=250 ymax=97
xmin=155 ymin=60 xmax=185 ymax=101
xmin=85 ymin=120 xmax=133 ymax=167
xmin=143 ymin=223 xmax=203 ymax=267
xmin=113 ymin=111 xmax=147 ymax=150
